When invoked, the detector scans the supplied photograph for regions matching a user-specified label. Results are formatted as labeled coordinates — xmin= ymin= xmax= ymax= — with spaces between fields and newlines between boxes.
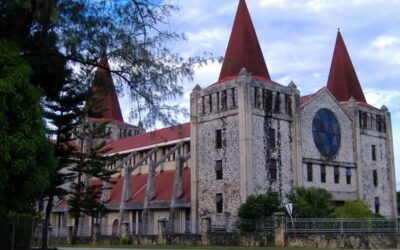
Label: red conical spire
xmin=87 ymin=56 xmax=124 ymax=122
xmin=327 ymin=30 xmax=366 ymax=103
xmin=218 ymin=0 xmax=270 ymax=83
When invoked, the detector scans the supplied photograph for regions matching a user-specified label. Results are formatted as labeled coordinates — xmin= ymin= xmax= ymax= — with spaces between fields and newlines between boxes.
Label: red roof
xmin=300 ymin=93 xmax=316 ymax=105
xmin=218 ymin=0 xmax=270 ymax=83
xmin=106 ymin=123 xmax=190 ymax=154
xmin=55 ymin=168 xmax=190 ymax=209
xmin=86 ymin=56 xmax=124 ymax=122
xmin=104 ymin=168 xmax=191 ymax=205
xmin=327 ymin=31 xmax=366 ymax=103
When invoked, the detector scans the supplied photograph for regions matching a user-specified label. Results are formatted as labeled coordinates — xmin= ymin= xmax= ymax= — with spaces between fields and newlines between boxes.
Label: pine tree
xmin=41 ymin=79 xmax=87 ymax=250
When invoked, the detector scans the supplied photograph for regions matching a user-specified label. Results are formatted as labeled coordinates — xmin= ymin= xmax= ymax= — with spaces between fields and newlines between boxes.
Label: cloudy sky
xmin=121 ymin=0 xmax=400 ymax=188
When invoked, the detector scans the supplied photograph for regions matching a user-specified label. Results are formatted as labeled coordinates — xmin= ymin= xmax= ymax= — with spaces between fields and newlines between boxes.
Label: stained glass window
xmin=312 ymin=108 xmax=341 ymax=157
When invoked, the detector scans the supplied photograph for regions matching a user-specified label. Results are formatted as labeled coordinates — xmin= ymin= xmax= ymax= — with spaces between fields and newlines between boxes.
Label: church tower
xmin=190 ymin=0 xmax=299 ymax=228
xmin=82 ymin=56 xmax=144 ymax=150
xmin=327 ymin=31 xmax=397 ymax=216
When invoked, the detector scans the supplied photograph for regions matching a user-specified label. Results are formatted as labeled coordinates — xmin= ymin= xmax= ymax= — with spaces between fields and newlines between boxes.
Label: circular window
xmin=312 ymin=108 xmax=341 ymax=157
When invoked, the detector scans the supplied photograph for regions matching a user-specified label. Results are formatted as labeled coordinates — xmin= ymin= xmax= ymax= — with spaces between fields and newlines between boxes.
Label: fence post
xmin=92 ymin=223 xmax=100 ymax=244
xmin=66 ymin=225 xmax=73 ymax=244
xmin=157 ymin=219 xmax=166 ymax=244
xmin=273 ymin=212 xmax=286 ymax=247
xmin=201 ymin=216 xmax=211 ymax=245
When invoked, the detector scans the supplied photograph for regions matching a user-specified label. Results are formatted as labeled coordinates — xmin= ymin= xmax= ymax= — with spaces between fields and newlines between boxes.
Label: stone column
xmin=273 ymin=212 xmax=286 ymax=247
xmin=92 ymin=223 xmax=100 ymax=244
xmin=157 ymin=219 xmax=166 ymax=244
xmin=120 ymin=222 xmax=128 ymax=237
xmin=201 ymin=216 xmax=211 ymax=245
xmin=66 ymin=225 xmax=73 ymax=244
xmin=237 ymin=68 xmax=253 ymax=201
xmin=190 ymin=85 xmax=201 ymax=233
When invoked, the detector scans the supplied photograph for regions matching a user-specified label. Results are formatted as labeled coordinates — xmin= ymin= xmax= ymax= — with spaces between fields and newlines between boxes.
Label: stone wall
xmin=252 ymin=115 xmax=293 ymax=199
xmin=359 ymin=105 xmax=395 ymax=217
xmin=287 ymin=233 xmax=400 ymax=249
xmin=197 ymin=115 xmax=241 ymax=224
xmin=207 ymin=232 xmax=274 ymax=246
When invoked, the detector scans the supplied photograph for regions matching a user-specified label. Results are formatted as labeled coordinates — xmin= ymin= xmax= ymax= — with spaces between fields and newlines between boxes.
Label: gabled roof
xmin=106 ymin=123 xmax=190 ymax=154
xmin=218 ymin=0 xmax=270 ymax=83
xmin=86 ymin=56 xmax=124 ymax=122
xmin=327 ymin=31 xmax=366 ymax=103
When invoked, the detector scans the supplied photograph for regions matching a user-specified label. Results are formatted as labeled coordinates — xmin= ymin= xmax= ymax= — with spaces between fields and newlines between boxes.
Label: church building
xmin=50 ymin=0 xmax=397 ymax=236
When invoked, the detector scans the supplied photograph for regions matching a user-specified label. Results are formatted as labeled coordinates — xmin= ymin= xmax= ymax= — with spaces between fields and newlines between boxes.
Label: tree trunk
xmin=41 ymin=195 xmax=54 ymax=250
xmin=71 ymin=215 xmax=79 ymax=245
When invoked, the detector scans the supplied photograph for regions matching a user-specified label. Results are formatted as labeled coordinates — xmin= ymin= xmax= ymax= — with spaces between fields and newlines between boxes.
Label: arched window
xmin=112 ymin=219 xmax=119 ymax=236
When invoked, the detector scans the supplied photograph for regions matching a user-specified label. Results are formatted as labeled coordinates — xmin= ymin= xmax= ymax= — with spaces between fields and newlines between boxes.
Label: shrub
xmin=287 ymin=187 xmax=332 ymax=218
xmin=119 ymin=236 xmax=131 ymax=245
xmin=332 ymin=200 xmax=374 ymax=218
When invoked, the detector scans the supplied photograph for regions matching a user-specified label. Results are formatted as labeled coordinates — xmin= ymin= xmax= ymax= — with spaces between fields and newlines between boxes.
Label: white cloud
xmin=187 ymin=27 xmax=230 ymax=44
xmin=258 ymin=0 xmax=287 ymax=8
xmin=371 ymin=36 xmax=400 ymax=49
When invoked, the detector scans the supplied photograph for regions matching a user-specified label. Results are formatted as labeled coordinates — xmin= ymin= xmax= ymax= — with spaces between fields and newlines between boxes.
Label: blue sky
xmin=121 ymin=0 xmax=400 ymax=188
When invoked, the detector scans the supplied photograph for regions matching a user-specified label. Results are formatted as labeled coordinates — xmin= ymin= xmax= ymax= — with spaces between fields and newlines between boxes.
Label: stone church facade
xmin=49 ymin=0 xmax=396 ymax=236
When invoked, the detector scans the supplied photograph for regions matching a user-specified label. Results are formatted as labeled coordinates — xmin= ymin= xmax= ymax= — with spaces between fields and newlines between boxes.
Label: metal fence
xmin=0 ymin=219 xmax=37 ymax=250
xmin=286 ymin=218 xmax=398 ymax=234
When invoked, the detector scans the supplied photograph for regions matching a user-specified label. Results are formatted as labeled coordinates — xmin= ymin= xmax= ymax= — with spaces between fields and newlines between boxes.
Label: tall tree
xmin=41 ymin=79 xmax=86 ymax=250
xmin=0 ymin=40 xmax=55 ymax=214
xmin=68 ymin=117 xmax=118 ymax=245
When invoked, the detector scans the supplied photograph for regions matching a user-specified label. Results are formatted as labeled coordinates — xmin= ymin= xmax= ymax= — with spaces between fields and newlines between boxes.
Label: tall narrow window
xmin=269 ymin=159 xmax=277 ymax=182
xmin=285 ymin=94 xmax=292 ymax=115
xmin=372 ymin=145 xmax=376 ymax=161
xmin=362 ymin=112 xmax=368 ymax=129
xmin=216 ymin=193 xmax=223 ymax=213
xmin=215 ymin=129 xmax=222 ymax=149
xmin=374 ymin=197 xmax=380 ymax=214
xmin=254 ymin=87 xmax=261 ymax=108
xmin=274 ymin=93 xmax=280 ymax=113
xmin=376 ymin=115 xmax=382 ymax=132
xmin=334 ymin=166 xmax=340 ymax=184
xmin=221 ymin=90 xmax=227 ymax=110
xmin=268 ymin=128 xmax=276 ymax=149
xmin=346 ymin=167 xmax=352 ymax=184
xmin=231 ymin=88 xmax=236 ymax=108
xmin=216 ymin=92 xmax=220 ymax=111
xmin=307 ymin=163 xmax=313 ymax=182
xmin=265 ymin=90 xmax=272 ymax=111
xmin=215 ymin=160 xmax=223 ymax=180
xmin=373 ymin=170 xmax=378 ymax=186
xmin=209 ymin=95 xmax=212 ymax=113
xmin=202 ymin=96 xmax=206 ymax=114
xmin=320 ymin=165 xmax=326 ymax=183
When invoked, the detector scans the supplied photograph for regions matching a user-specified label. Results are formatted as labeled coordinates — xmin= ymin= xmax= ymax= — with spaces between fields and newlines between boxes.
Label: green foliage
xmin=119 ymin=236 xmax=131 ymax=245
xmin=238 ymin=192 xmax=280 ymax=232
xmin=238 ymin=192 xmax=281 ymax=220
xmin=332 ymin=200 xmax=374 ymax=218
xmin=287 ymin=187 xmax=332 ymax=218
xmin=0 ymin=40 xmax=55 ymax=214
xmin=1 ymin=0 xmax=217 ymax=127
